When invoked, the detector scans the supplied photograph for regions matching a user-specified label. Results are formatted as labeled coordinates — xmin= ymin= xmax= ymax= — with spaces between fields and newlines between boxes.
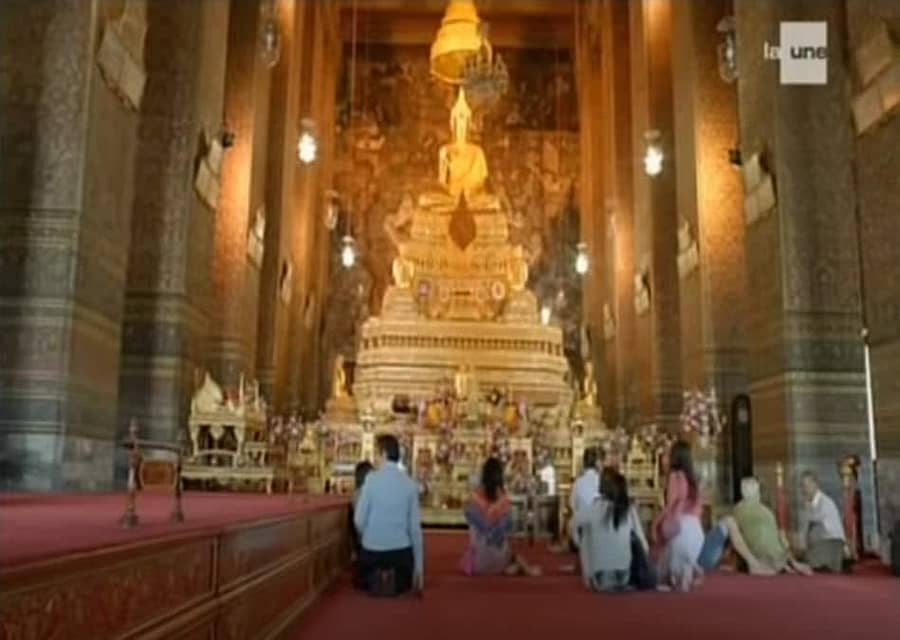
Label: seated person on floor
xmin=569 ymin=447 xmax=603 ymax=552
xmin=461 ymin=457 xmax=541 ymax=577
xmin=698 ymin=476 xmax=811 ymax=575
xmin=653 ymin=441 xmax=705 ymax=592
xmin=797 ymin=470 xmax=846 ymax=573
xmin=575 ymin=470 xmax=651 ymax=592
xmin=353 ymin=435 xmax=424 ymax=596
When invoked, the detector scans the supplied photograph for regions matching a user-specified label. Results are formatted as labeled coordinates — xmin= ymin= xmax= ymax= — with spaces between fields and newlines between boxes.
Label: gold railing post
xmin=170 ymin=430 xmax=186 ymax=523
xmin=120 ymin=418 xmax=140 ymax=529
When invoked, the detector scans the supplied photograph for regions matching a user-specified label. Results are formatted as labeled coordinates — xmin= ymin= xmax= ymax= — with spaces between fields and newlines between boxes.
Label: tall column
xmin=207 ymin=0 xmax=271 ymax=389
xmin=257 ymin=0 xmax=308 ymax=407
xmin=0 ymin=0 xmax=142 ymax=490
xmin=735 ymin=0 xmax=872 ymax=528
xmin=601 ymin=0 xmax=638 ymax=429
xmin=285 ymin=0 xmax=340 ymax=414
xmin=118 ymin=0 xmax=229 ymax=447
xmin=629 ymin=0 xmax=682 ymax=430
xmin=671 ymin=0 xmax=748 ymax=499
xmin=575 ymin=1 xmax=610 ymax=417
xmin=844 ymin=2 xmax=900 ymax=545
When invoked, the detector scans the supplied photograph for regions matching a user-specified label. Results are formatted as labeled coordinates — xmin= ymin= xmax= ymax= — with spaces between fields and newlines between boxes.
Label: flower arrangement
xmin=680 ymin=388 xmax=725 ymax=446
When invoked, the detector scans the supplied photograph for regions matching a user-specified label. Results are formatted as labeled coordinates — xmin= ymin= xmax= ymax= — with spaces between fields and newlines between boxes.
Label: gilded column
xmin=257 ymin=0 xmax=308 ymax=407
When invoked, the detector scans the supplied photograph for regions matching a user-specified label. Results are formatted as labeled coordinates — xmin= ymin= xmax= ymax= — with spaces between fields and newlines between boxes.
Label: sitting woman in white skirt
xmin=653 ymin=441 xmax=705 ymax=592
xmin=574 ymin=470 xmax=650 ymax=592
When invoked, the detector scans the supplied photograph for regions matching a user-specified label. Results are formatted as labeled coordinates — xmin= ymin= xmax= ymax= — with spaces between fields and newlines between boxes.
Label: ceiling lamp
xmin=297 ymin=118 xmax=317 ymax=164
xmin=340 ymin=235 xmax=357 ymax=269
xmin=430 ymin=0 xmax=484 ymax=84
xmin=643 ymin=129 xmax=664 ymax=177
xmin=575 ymin=242 xmax=590 ymax=275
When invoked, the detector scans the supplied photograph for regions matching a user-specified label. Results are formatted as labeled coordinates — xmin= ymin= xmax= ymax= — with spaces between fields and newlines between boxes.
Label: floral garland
xmin=680 ymin=388 xmax=725 ymax=445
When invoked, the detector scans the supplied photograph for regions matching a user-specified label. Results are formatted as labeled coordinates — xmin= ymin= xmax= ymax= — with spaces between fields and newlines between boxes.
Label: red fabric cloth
xmin=296 ymin=533 xmax=900 ymax=640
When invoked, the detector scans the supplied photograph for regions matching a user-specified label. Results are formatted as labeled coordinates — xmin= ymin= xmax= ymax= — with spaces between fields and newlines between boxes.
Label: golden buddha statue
xmin=437 ymin=89 xmax=489 ymax=204
xmin=582 ymin=361 xmax=597 ymax=407
xmin=332 ymin=355 xmax=348 ymax=399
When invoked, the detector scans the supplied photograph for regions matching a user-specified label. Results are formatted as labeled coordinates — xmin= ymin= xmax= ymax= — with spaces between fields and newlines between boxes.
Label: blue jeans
xmin=697 ymin=521 xmax=729 ymax=571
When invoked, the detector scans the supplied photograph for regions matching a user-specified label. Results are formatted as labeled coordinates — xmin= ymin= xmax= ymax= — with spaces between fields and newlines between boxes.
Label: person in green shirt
xmin=733 ymin=477 xmax=812 ymax=575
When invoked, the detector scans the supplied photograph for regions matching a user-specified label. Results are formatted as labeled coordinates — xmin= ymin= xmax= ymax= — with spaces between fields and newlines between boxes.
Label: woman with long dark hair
xmin=461 ymin=457 xmax=541 ymax=576
xmin=574 ymin=470 xmax=650 ymax=592
xmin=653 ymin=440 xmax=705 ymax=591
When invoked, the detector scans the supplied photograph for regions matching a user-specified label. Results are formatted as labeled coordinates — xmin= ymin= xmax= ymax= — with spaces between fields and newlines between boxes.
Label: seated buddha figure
xmin=435 ymin=89 xmax=491 ymax=207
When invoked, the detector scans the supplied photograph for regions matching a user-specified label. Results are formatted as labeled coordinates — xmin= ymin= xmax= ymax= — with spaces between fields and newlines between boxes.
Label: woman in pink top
xmin=653 ymin=441 xmax=704 ymax=591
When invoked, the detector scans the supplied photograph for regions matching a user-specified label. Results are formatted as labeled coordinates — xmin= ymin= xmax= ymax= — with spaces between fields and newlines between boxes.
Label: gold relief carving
xmin=0 ymin=541 xmax=214 ymax=640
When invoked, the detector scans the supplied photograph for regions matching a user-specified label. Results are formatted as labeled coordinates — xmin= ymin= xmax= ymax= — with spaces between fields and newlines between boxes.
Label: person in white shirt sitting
xmin=575 ymin=470 xmax=650 ymax=592
xmin=569 ymin=447 xmax=604 ymax=552
xmin=798 ymin=471 xmax=846 ymax=573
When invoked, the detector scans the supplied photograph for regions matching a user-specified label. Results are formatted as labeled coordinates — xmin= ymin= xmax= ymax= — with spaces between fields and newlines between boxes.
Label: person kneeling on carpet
xmin=575 ymin=470 xmax=652 ymax=592
xmin=797 ymin=471 xmax=847 ymax=573
xmin=354 ymin=435 xmax=424 ymax=596
xmin=461 ymin=457 xmax=542 ymax=577
xmin=351 ymin=461 xmax=374 ymax=589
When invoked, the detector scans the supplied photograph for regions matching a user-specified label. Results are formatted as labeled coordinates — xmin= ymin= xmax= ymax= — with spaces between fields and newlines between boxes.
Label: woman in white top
xmin=574 ymin=470 xmax=649 ymax=592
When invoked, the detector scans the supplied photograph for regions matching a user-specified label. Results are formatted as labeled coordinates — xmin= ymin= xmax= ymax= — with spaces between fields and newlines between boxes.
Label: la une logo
xmin=764 ymin=21 xmax=828 ymax=85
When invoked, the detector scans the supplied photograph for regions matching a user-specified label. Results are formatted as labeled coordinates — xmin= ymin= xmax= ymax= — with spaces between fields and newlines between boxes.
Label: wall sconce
xmin=574 ymin=242 xmax=590 ymax=275
xmin=716 ymin=16 xmax=737 ymax=84
xmin=297 ymin=118 xmax=318 ymax=164
xmin=643 ymin=129 xmax=663 ymax=177
xmin=258 ymin=0 xmax=281 ymax=69
xmin=540 ymin=304 xmax=552 ymax=326
xmin=340 ymin=235 xmax=357 ymax=269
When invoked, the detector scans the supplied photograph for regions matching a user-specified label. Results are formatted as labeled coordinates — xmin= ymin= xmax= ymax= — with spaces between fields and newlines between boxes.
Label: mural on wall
xmin=326 ymin=44 xmax=582 ymax=367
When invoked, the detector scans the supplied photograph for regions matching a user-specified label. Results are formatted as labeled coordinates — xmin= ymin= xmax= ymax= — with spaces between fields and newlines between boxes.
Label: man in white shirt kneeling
xmin=798 ymin=470 xmax=846 ymax=573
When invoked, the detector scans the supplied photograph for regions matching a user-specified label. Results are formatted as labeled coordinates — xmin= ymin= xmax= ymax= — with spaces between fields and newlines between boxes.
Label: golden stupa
xmin=353 ymin=88 xmax=572 ymax=412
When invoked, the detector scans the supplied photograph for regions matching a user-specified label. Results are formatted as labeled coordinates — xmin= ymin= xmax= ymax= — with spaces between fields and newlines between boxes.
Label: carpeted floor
xmin=0 ymin=492 xmax=347 ymax=567
xmin=295 ymin=533 xmax=900 ymax=640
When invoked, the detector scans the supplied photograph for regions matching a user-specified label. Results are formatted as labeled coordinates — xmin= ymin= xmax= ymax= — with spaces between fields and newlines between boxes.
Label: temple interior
xmin=1 ymin=0 xmax=899 ymax=638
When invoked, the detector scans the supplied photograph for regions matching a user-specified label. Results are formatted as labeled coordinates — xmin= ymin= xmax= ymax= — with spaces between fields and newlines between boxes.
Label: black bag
xmin=630 ymin=531 xmax=657 ymax=590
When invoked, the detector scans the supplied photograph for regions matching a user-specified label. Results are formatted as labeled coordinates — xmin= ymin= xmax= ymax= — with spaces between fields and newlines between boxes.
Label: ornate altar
xmin=353 ymin=88 xmax=572 ymax=413
xmin=182 ymin=372 xmax=278 ymax=493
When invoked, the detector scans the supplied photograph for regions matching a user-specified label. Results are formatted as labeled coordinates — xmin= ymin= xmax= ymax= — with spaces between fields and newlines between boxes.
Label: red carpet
xmin=0 ymin=492 xmax=347 ymax=567
xmin=295 ymin=533 xmax=900 ymax=640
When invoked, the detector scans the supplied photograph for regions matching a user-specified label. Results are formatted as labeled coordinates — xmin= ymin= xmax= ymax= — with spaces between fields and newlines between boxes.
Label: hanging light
xmin=297 ymin=118 xmax=318 ymax=164
xmin=324 ymin=190 xmax=339 ymax=230
xmin=258 ymin=0 xmax=281 ymax=69
xmin=575 ymin=242 xmax=589 ymax=275
xmin=540 ymin=304 xmax=552 ymax=326
xmin=643 ymin=129 xmax=664 ymax=177
xmin=340 ymin=235 xmax=357 ymax=269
